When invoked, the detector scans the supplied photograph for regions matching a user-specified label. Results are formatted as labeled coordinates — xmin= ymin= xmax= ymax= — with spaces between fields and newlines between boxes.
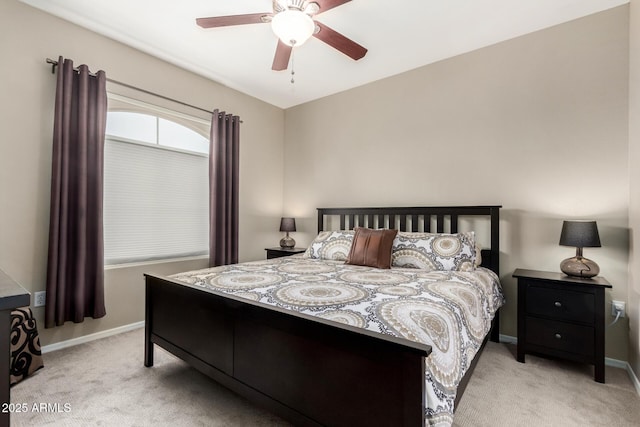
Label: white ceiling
xmin=22 ymin=0 xmax=628 ymax=109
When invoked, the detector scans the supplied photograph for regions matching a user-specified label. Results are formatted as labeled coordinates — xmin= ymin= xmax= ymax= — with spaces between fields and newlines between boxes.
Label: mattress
xmin=171 ymin=255 xmax=504 ymax=426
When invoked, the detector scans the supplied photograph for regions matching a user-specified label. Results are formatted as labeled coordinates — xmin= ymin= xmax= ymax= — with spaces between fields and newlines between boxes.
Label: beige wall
xmin=284 ymin=7 xmax=630 ymax=360
xmin=0 ymin=0 xmax=284 ymax=346
xmin=629 ymin=0 xmax=640 ymax=377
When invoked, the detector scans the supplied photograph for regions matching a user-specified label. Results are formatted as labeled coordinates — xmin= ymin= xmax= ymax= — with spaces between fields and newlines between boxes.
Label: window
xmin=106 ymin=112 xmax=208 ymax=154
xmin=103 ymin=95 xmax=210 ymax=265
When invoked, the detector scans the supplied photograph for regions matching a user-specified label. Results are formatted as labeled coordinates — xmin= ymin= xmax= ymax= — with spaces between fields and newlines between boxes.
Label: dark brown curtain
xmin=45 ymin=57 xmax=107 ymax=328
xmin=209 ymin=109 xmax=240 ymax=267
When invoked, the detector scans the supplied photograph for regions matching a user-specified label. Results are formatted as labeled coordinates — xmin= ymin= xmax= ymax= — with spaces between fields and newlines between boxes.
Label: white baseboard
xmin=626 ymin=361 xmax=640 ymax=396
xmin=604 ymin=356 xmax=627 ymax=369
xmin=41 ymin=321 xmax=144 ymax=354
xmin=499 ymin=334 xmax=517 ymax=344
xmin=497 ymin=334 xmax=639 ymax=396
xmin=604 ymin=357 xmax=640 ymax=396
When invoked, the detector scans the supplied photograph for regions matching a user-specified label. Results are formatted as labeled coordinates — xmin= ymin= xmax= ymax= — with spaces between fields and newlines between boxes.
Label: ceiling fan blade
xmin=313 ymin=21 xmax=367 ymax=61
xmin=196 ymin=13 xmax=270 ymax=28
xmin=313 ymin=0 xmax=352 ymax=14
xmin=272 ymin=40 xmax=292 ymax=71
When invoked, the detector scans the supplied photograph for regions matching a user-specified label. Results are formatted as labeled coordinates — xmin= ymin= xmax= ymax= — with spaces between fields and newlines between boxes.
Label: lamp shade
xmin=279 ymin=217 xmax=296 ymax=232
xmin=559 ymin=220 xmax=601 ymax=248
xmin=271 ymin=9 xmax=315 ymax=46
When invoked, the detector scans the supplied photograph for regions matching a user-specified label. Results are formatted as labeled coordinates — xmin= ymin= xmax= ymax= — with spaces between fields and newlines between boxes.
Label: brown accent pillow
xmin=345 ymin=227 xmax=398 ymax=269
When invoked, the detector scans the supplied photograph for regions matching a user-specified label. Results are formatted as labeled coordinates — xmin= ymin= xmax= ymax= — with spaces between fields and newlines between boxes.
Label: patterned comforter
xmin=171 ymin=255 xmax=504 ymax=426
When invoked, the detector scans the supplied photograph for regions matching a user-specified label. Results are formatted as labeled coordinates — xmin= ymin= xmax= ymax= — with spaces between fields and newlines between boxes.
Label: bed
xmin=144 ymin=206 xmax=503 ymax=426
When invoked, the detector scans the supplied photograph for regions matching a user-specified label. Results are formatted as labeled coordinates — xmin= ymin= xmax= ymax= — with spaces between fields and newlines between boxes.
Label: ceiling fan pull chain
xmin=290 ymin=41 xmax=296 ymax=84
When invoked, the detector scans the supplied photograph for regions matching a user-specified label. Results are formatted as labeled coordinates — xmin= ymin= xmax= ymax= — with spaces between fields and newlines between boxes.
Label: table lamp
xmin=279 ymin=217 xmax=296 ymax=248
xmin=559 ymin=220 xmax=601 ymax=278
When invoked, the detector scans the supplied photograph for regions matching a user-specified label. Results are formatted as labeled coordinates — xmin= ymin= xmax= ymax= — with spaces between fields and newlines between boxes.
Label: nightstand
xmin=265 ymin=247 xmax=306 ymax=259
xmin=513 ymin=268 xmax=612 ymax=383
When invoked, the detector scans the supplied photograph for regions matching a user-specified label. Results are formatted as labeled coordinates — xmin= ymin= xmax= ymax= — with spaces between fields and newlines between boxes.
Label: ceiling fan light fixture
xmin=271 ymin=9 xmax=315 ymax=47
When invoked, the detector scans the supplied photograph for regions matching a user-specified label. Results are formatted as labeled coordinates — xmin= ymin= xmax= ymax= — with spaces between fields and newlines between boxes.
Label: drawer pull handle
xmin=554 ymin=301 xmax=562 ymax=308
xmin=555 ymin=333 xmax=562 ymax=339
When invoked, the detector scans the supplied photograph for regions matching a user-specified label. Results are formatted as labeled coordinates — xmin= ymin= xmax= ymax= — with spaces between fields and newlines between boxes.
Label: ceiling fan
xmin=196 ymin=0 xmax=368 ymax=71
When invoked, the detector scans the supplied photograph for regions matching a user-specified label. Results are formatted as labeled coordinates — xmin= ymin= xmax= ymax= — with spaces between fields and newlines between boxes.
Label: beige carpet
xmin=453 ymin=343 xmax=640 ymax=426
xmin=10 ymin=328 xmax=640 ymax=426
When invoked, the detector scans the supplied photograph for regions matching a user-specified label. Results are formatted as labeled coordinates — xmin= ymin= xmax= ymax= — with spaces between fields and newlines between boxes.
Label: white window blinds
xmin=103 ymin=95 xmax=210 ymax=265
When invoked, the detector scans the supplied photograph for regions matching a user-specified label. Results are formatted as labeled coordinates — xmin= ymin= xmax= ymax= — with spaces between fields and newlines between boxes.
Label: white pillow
xmin=391 ymin=231 xmax=477 ymax=271
xmin=303 ymin=230 xmax=355 ymax=261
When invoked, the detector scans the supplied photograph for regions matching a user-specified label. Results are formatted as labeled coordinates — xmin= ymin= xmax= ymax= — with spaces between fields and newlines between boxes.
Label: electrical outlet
xmin=34 ymin=291 xmax=46 ymax=307
xmin=611 ymin=300 xmax=626 ymax=318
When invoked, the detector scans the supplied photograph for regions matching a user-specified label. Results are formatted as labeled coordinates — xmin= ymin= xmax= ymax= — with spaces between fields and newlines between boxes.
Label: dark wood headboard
xmin=317 ymin=206 xmax=501 ymax=275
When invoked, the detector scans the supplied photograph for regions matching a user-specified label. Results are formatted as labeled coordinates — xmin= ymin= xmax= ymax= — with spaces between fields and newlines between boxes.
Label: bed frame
xmin=144 ymin=205 xmax=501 ymax=426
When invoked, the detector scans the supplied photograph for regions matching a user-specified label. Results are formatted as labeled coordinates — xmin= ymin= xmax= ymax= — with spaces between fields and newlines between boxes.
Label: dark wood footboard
xmin=145 ymin=274 xmax=430 ymax=427
xmin=145 ymin=205 xmax=502 ymax=425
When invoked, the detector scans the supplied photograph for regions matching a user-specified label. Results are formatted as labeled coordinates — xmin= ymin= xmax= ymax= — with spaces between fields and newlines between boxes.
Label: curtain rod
xmin=45 ymin=58 xmax=241 ymax=121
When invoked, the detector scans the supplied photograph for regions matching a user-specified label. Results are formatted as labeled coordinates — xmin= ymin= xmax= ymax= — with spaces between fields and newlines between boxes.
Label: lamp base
xmin=560 ymin=256 xmax=599 ymax=278
xmin=280 ymin=235 xmax=295 ymax=249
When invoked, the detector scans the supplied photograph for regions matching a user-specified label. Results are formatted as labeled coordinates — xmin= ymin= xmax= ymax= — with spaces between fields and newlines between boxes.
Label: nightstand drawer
xmin=526 ymin=316 xmax=594 ymax=358
xmin=525 ymin=285 xmax=594 ymax=324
